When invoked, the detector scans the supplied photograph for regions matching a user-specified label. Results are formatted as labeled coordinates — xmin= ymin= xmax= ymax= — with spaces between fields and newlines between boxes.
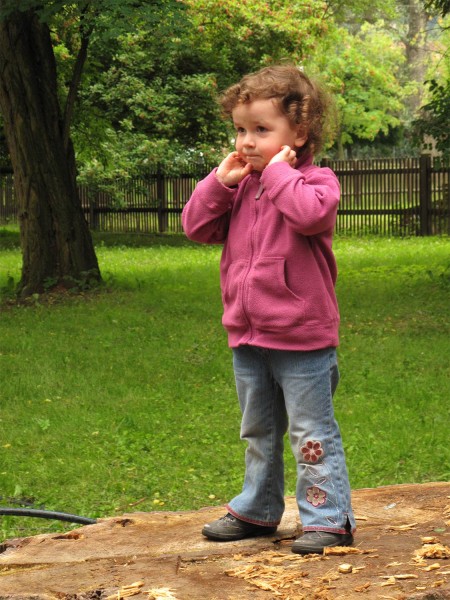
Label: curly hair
xmin=220 ymin=65 xmax=334 ymax=157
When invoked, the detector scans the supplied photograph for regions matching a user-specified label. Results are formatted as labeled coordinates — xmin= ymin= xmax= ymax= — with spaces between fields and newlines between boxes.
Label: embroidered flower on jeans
xmin=300 ymin=440 xmax=324 ymax=463
xmin=306 ymin=486 xmax=327 ymax=507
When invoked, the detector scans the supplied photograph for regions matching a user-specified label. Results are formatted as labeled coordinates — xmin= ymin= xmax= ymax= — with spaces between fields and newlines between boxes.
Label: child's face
xmin=232 ymin=99 xmax=306 ymax=172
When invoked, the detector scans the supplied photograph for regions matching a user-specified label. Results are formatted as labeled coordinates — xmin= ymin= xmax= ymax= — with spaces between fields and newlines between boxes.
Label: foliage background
xmin=2 ymin=0 xmax=448 ymax=178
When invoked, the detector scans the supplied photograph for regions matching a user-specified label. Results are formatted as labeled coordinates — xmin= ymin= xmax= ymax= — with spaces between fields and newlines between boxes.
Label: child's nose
xmin=243 ymin=133 xmax=255 ymax=147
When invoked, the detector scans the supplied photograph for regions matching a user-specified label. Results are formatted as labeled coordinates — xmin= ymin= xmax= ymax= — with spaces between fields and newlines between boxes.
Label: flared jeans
xmin=227 ymin=345 xmax=356 ymax=534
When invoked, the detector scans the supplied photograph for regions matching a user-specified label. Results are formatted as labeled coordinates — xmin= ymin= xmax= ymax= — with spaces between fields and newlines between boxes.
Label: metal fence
xmin=1 ymin=156 xmax=449 ymax=236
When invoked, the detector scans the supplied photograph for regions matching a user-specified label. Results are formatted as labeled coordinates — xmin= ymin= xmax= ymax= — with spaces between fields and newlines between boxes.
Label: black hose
xmin=0 ymin=507 xmax=96 ymax=525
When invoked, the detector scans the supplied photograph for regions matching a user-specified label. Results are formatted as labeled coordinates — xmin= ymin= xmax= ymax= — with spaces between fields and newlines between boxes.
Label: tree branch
xmin=62 ymin=4 xmax=96 ymax=152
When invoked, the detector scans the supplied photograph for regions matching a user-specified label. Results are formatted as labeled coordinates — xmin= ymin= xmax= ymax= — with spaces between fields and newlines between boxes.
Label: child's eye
xmin=256 ymin=126 xmax=268 ymax=133
xmin=236 ymin=127 xmax=245 ymax=134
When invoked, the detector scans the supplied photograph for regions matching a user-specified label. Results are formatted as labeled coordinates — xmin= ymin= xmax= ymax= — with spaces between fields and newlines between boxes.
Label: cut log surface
xmin=0 ymin=482 xmax=449 ymax=600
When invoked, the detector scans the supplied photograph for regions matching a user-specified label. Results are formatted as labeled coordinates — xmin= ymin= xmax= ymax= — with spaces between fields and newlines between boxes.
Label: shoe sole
xmin=202 ymin=526 xmax=277 ymax=542
xmin=292 ymin=534 xmax=354 ymax=555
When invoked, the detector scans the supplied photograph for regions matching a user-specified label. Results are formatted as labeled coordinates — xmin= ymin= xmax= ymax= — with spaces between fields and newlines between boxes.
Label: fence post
xmin=447 ymin=176 xmax=450 ymax=236
xmin=419 ymin=155 xmax=432 ymax=236
xmin=89 ymin=197 xmax=97 ymax=231
xmin=156 ymin=166 xmax=167 ymax=233
xmin=442 ymin=163 xmax=450 ymax=236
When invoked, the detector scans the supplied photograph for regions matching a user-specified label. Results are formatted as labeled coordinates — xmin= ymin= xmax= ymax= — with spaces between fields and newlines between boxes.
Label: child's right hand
xmin=216 ymin=152 xmax=253 ymax=187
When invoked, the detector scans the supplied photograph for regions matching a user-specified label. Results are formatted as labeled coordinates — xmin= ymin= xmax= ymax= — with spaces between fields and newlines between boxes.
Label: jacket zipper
xmin=241 ymin=181 xmax=263 ymax=342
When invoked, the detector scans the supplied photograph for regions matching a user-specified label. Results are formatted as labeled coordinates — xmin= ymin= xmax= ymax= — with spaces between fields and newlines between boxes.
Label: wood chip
xmin=323 ymin=546 xmax=377 ymax=556
xmin=105 ymin=581 xmax=145 ymax=600
xmin=380 ymin=574 xmax=419 ymax=580
xmin=146 ymin=589 xmax=178 ymax=600
xmin=123 ymin=582 xmax=145 ymax=589
xmin=338 ymin=563 xmax=353 ymax=573
xmin=380 ymin=576 xmax=396 ymax=586
xmin=421 ymin=563 xmax=441 ymax=572
xmin=413 ymin=543 xmax=450 ymax=560
xmin=387 ymin=522 xmax=418 ymax=531
xmin=421 ymin=536 xmax=440 ymax=544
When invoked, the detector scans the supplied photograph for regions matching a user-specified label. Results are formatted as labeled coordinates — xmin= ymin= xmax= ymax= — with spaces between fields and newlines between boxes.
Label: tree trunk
xmin=0 ymin=9 xmax=100 ymax=297
xmin=337 ymin=132 xmax=345 ymax=160
xmin=403 ymin=0 xmax=430 ymax=118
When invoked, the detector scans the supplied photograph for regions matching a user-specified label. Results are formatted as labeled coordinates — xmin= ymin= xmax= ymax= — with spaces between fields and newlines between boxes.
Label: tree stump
xmin=0 ymin=482 xmax=449 ymax=599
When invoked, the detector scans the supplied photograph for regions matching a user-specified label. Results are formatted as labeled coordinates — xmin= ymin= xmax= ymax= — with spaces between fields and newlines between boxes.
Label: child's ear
xmin=294 ymin=126 xmax=308 ymax=149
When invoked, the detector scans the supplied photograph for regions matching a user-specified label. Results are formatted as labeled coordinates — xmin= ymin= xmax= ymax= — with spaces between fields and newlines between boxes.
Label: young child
xmin=182 ymin=65 xmax=355 ymax=554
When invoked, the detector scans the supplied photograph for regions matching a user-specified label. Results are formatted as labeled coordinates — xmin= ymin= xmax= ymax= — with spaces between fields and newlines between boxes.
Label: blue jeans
xmin=227 ymin=345 xmax=355 ymax=534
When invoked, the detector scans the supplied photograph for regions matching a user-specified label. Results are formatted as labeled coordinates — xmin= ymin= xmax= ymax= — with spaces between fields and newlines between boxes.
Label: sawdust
xmin=225 ymin=549 xmax=366 ymax=599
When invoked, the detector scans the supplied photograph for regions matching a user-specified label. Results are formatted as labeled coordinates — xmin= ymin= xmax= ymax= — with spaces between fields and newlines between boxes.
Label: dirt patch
xmin=0 ymin=482 xmax=449 ymax=599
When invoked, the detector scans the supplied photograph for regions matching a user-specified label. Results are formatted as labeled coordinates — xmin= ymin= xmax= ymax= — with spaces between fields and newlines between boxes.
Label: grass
xmin=0 ymin=230 xmax=449 ymax=541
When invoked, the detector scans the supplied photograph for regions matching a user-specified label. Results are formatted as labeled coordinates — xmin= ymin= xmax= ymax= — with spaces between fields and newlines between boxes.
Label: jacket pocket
xmin=222 ymin=260 xmax=249 ymax=329
xmin=247 ymin=257 xmax=305 ymax=331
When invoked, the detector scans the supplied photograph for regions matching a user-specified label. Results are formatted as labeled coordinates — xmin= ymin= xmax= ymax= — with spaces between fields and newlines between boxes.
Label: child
xmin=182 ymin=65 xmax=355 ymax=554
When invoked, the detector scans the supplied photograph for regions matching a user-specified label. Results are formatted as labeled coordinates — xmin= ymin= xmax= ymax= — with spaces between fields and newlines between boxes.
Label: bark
xmin=0 ymin=8 xmax=100 ymax=297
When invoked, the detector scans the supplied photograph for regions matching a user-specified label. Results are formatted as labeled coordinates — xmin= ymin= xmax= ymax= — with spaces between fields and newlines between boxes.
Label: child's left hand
xmin=268 ymin=145 xmax=297 ymax=167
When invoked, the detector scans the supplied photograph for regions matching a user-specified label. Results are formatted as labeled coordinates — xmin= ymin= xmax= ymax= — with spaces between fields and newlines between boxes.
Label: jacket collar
xmin=249 ymin=152 xmax=314 ymax=180
xmin=294 ymin=152 xmax=314 ymax=169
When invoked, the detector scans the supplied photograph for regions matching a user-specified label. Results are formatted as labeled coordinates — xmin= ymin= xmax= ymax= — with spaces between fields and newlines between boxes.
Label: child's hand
xmin=216 ymin=152 xmax=253 ymax=187
xmin=268 ymin=145 xmax=297 ymax=167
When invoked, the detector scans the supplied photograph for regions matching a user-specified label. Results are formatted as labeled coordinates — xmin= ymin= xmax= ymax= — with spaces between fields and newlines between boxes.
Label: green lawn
xmin=0 ymin=231 xmax=449 ymax=540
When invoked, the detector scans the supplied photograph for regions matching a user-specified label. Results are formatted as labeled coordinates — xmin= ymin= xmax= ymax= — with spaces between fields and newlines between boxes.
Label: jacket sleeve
xmin=182 ymin=170 xmax=236 ymax=244
xmin=260 ymin=162 xmax=340 ymax=236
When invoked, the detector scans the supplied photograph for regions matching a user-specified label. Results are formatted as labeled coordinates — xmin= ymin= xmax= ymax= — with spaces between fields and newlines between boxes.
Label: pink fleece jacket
xmin=182 ymin=154 xmax=340 ymax=351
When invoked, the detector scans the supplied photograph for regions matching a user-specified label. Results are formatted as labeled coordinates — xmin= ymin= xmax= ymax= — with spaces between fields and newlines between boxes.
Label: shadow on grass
xmin=0 ymin=227 xmax=201 ymax=251
xmin=0 ymin=227 xmax=20 ymax=249
xmin=92 ymin=232 xmax=201 ymax=248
